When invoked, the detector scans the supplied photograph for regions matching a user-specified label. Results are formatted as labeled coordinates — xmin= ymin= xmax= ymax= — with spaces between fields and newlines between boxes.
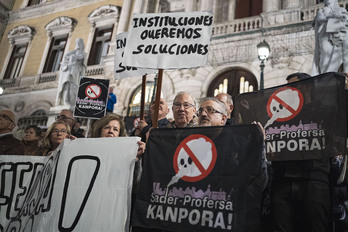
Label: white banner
xmin=123 ymin=11 xmax=213 ymax=70
xmin=0 ymin=137 xmax=139 ymax=232
xmin=114 ymin=32 xmax=154 ymax=79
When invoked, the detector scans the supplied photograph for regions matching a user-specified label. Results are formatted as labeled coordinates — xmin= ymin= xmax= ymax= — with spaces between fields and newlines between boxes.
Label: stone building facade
xmin=0 ymin=0 xmax=342 ymax=135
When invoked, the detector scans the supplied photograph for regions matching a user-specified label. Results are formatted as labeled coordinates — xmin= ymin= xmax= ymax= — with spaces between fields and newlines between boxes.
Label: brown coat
xmin=23 ymin=139 xmax=41 ymax=156
xmin=0 ymin=134 xmax=25 ymax=155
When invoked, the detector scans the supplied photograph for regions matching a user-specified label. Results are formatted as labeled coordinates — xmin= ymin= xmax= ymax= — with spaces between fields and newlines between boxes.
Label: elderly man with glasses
xmin=0 ymin=109 xmax=24 ymax=155
xmin=198 ymin=97 xmax=228 ymax=127
xmin=168 ymin=92 xmax=197 ymax=128
xmin=56 ymin=109 xmax=75 ymax=128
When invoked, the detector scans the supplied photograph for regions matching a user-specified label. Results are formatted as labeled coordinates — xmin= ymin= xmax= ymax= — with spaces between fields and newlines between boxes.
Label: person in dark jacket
xmin=0 ymin=109 xmax=24 ymax=155
xmin=134 ymin=98 xmax=170 ymax=142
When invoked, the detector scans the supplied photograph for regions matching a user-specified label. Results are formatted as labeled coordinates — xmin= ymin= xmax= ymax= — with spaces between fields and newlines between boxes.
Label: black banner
xmin=132 ymin=125 xmax=265 ymax=232
xmin=74 ymin=77 xmax=109 ymax=119
xmin=233 ymin=72 xmax=346 ymax=161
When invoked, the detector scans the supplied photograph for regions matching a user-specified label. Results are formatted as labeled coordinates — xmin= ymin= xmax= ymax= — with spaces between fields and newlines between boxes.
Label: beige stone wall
xmin=0 ymin=0 xmax=123 ymax=75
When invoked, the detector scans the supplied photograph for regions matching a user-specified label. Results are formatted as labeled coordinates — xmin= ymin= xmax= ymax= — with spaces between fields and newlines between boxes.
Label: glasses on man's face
xmin=0 ymin=114 xmax=14 ymax=123
xmin=56 ymin=115 xmax=74 ymax=122
xmin=172 ymin=102 xmax=195 ymax=109
xmin=197 ymin=107 xmax=224 ymax=117
xmin=51 ymin=129 xmax=68 ymax=134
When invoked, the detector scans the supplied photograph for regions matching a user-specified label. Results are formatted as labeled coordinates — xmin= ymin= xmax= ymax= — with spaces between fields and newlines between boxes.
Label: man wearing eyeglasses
xmin=198 ymin=97 xmax=228 ymax=126
xmin=0 ymin=110 xmax=24 ymax=155
xmin=56 ymin=109 xmax=75 ymax=128
xmin=168 ymin=92 xmax=197 ymax=128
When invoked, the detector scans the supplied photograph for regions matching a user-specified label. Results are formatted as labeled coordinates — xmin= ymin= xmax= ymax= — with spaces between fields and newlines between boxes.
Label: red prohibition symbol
xmin=85 ymin=84 xmax=101 ymax=99
xmin=173 ymin=134 xmax=217 ymax=182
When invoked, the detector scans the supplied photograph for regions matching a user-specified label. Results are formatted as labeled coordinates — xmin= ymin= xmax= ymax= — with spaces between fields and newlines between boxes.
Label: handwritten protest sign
xmin=123 ymin=11 xmax=213 ymax=69
xmin=114 ymin=32 xmax=154 ymax=79
xmin=0 ymin=137 xmax=139 ymax=232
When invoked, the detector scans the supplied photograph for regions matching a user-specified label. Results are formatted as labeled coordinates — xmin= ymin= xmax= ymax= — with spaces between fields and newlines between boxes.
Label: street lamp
xmin=0 ymin=86 xmax=4 ymax=95
xmin=257 ymin=39 xmax=270 ymax=90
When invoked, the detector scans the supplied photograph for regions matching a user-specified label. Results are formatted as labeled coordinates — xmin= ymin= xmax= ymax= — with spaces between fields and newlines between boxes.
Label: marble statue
xmin=312 ymin=0 xmax=348 ymax=75
xmin=56 ymin=38 xmax=87 ymax=106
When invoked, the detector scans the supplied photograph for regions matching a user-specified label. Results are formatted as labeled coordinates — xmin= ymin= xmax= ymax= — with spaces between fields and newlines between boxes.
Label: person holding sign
xmin=135 ymin=98 xmax=170 ymax=141
xmin=270 ymin=73 xmax=332 ymax=232
xmin=91 ymin=113 xmax=145 ymax=157
xmin=39 ymin=121 xmax=71 ymax=156
xmin=91 ymin=113 xmax=145 ymax=231
xmin=168 ymin=92 xmax=197 ymax=128
xmin=197 ymin=97 xmax=228 ymax=127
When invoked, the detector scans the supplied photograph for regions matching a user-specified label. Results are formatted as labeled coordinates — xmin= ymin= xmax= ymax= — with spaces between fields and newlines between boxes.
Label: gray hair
xmin=173 ymin=91 xmax=196 ymax=108
xmin=200 ymin=97 xmax=228 ymax=116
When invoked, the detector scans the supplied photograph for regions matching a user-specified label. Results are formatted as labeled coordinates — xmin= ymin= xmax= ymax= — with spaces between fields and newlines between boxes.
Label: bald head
xmin=0 ymin=110 xmax=16 ymax=134
xmin=215 ymin=93 xmax=233 ymax=118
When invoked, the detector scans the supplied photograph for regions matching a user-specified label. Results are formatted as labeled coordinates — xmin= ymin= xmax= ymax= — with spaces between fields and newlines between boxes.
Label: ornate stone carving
xmin=45 ymin=16 xmax=76 ymax=35
xmin=88 ymin=5 xmax=119 ymax=19
xmin=8 ymin=25 xmax=36 ymax=44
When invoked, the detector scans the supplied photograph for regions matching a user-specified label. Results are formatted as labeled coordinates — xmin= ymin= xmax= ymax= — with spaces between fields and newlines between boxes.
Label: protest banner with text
xmin=0 ymin=137 xmax=139 ymax=232
xmin=132 ymin=125 xmax=265 ymax=231
xmin=233 ymin=72 xmax=347 ymax=161
xmin=123 ymin=11 xmax=213 ymax=69
xmin=114 ymin=32 xmax=155 ymax=79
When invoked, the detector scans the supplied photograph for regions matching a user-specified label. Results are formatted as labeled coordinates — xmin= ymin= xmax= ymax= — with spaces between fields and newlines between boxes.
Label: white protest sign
xmin=0 ymin=137 xmax=139 ymax=232
xmin=114 ymin=32 xmax=154 ymax=79
xmin=123 ymin=11 xmax=213 ymax=69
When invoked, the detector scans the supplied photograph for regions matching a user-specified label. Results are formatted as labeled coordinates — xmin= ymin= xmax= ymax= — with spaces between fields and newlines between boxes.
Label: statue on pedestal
xmin=312 ymin=0 xmax=348 ymax=75
xmin=56 ymin=38 xmax=87 ymax=107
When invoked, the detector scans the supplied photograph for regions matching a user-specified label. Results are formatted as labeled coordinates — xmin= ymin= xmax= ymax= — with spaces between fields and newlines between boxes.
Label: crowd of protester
xmin=0 ymin=72 xmax=347 ymax=232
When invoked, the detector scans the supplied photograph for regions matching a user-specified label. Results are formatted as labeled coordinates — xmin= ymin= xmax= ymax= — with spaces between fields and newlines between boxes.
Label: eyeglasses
xmin=197 ymin=107 xmax=224 ymax=116
xmin=0 ymin=114 xmax=14 ymax=123
xmin=51 ymin=129 xmax=68 ymax=134
xmin=56 ymin=115 xmax=74 ymax=122
xmin=172 ymin=102 xmax=195 ymax=109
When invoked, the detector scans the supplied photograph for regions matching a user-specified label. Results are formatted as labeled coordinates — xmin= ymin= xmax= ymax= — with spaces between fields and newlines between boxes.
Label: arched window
xmin=207 ymin=69 xmax=258 ymax=98
xmin=128 ymin=82 xmax=156 ymax=117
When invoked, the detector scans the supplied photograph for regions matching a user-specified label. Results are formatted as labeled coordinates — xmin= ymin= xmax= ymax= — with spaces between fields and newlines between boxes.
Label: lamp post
xmin=257 ymin=39 xmax=270 ymax=90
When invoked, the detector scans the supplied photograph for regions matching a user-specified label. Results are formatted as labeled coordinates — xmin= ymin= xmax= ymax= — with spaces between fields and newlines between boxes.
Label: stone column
xmin=200 ymin=0 xmax=213 ymax=11
xmin=185 ymin=0 xmax=194 ymax=12
xmin=263 ymin=0 xmax=279 ymax=12
xmin=133 ymin=0 xmax=144 ymax=13
xmin=228 ymin=0 xmax=235 ymax=21
xmin=284 ymin=0 xmax=301 ymax=8
xmin=116 ymin=0 xmax=133 ymax=34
